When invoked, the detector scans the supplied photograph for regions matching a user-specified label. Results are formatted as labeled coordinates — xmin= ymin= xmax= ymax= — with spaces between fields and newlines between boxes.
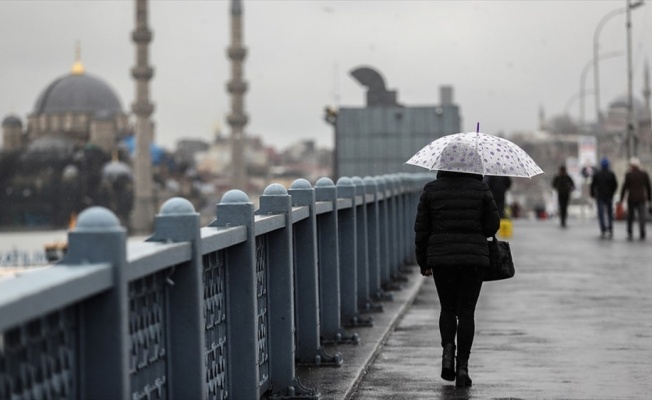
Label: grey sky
xmin=1 ymin=1 xmax=651 ymax=151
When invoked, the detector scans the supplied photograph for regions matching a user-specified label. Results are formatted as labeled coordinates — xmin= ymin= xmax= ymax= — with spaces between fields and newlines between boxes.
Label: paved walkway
xmin=299 ymin=218 xmax=652 ymax=399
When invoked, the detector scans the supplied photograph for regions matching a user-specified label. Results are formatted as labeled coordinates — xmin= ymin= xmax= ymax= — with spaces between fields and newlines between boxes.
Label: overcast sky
xmin=2 ymin=1 xmax=652 ymax=151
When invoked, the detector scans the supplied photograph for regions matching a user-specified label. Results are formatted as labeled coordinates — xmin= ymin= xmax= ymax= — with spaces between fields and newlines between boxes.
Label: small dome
xmin=2 ymin=115 xmax=22 ymax=128
xmin=33 ymin=72 xmax=123 ymax=115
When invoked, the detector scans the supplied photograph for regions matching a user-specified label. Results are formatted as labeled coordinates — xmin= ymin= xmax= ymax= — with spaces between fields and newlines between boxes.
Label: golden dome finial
xmin=71 ymin=40 xmax=85 ymax=75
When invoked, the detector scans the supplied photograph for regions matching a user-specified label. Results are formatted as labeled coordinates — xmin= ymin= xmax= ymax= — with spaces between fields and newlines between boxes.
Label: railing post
xmin=385 ymin=175 xmax=399 ymax=280
xmin=364 ymin=176 xmax=392 ymax=302
xmin=376 ymin=177 xmax=392 ymax=290
xmin=395 ymin=176 xmax=407 ymax=268
xmin=337 ymin=177 xmax=372 ymax=327
xmin=63 ymin=206 xmax=129 ymax=400
xmin=315 ymin=178 xmax=359 ymax=345
xmin=352 ymin=177 xmax=376 ymax=313
xmin=288 ymin=179 xmax=343 ymax=367
xmin=147 ymin=197 xmax=206 ymax=399
xmin=210 ymin=190 xmax=259 ymax=399
xmin=256 ymin=184 xmax=316 ymax=398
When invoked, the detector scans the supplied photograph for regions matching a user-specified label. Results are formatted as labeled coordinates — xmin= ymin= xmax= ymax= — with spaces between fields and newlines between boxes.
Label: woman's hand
xmin=420 ymin=268 xmax=432 ymax=277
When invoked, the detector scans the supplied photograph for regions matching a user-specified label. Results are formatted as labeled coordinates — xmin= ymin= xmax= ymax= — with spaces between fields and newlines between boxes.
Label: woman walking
xmin=552 ymin=165 xmax=576 ymax=228
xmin=414 ymin=170 xmax=500 ymax=388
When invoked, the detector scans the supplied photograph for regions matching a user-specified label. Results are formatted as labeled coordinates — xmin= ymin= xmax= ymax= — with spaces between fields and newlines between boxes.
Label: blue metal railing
xmin=0 ymin=173 xmax=431 ymax=399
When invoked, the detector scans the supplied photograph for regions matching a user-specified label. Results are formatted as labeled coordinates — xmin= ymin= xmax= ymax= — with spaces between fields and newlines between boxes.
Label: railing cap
xmin=220 ymin=189 xmax=250 ymax=204
xmin=159 ymin=197 xmax=196 ymax=215
xmin=290 ymin=178 xmax=312 ymax=189
xmin=336 ymin=176 xmax=353 ymax=187
xmin=315 ymin=177 xmax=335 ymax=187
xmin=263 ymin=183 xmax=289 ymax=196
xmin=75 ymin=206 xmax=121 ymax=232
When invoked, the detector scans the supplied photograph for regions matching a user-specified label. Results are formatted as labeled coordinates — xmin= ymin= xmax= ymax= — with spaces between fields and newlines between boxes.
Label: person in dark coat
xmin=414 ymin=171 xmax=500 ymax=388
xmin=551 ymin=165 xmax=575 ymax=228
xmin=590 ymin=157 xmax=618 ymax=238
xmin=484 ymin=175 xmax=512 ymax=218
xmin=618 ymin=157 xmax=651 ymax=240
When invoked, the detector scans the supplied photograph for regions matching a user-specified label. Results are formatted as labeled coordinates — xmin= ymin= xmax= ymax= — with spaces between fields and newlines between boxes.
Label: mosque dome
xmin=33 ymin=70 xmax=123 ymax=116
xmin=608 ymin=94 xmax=647 ymax=120
xmin=2 ymin=115 xmax=22 ymax=128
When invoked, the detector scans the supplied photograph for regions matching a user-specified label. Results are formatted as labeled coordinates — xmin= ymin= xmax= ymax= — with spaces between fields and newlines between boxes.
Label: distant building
xmin=328 ymin=66 xmax=461 ymax=178
xmin=0 ymin=54 xmax=134 ymax=228
xmin=2 ymin=54 xmax=130 ymax=154
xmin=600 ymin=94 xmax=652 ymax=162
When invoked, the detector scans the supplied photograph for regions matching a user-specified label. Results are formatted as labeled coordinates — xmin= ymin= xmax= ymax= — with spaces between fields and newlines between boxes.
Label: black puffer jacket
xmin=414 ymin=171 xmax=500 ymax=270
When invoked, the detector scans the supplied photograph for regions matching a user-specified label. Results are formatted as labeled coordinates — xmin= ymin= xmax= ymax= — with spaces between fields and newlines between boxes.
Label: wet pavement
xmin=298 ymin=218 xmax=652 ymax=399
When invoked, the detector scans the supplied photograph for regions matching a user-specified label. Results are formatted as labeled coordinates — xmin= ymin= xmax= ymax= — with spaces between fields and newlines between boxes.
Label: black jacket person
xmin=414 ymin=170 xmax=500 ymax=387
xmin=552 ymin=166 xmax=575 ymax=227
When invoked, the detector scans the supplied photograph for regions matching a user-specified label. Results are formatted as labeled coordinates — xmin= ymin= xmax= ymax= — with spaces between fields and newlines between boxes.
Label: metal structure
xmin=0 ymin=173 xmax=430 ymax=399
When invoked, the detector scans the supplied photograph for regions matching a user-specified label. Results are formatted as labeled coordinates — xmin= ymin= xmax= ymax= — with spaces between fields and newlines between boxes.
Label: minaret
xmin=227 ymin=0 xmax=248 ymax=190
xmin=131 ymin=0 xmax=155 ymax=232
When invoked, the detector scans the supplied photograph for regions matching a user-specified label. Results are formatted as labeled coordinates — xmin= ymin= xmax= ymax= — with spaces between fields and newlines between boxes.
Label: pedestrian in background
xmin=414 ymin=171 xmax=500 ymax=388
xmin=552 ymin=165 xmax=576 ymax=228
xmin=484 ymin=175 xmax=512 ymax=218
xmin=590 ymin=157 xmax=618 ymax=239
xmin=618 ymin=157 xmax=651 ymax=241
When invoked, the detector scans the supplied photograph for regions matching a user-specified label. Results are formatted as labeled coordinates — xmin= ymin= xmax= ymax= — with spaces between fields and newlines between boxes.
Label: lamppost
xmin=626 ymin=0 xmax=645 ymax=159
xmin=593 ymin=7 xmax=625 ymax=127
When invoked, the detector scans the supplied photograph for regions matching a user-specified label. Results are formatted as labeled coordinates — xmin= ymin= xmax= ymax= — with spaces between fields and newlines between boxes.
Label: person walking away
xmin=484 ymin=176 xmax=512 ymax=218
xmin=552 ymin=165 xmax=575 ymax=228
xmin=414 ymin=171 xmax=500 ymax=388
xmin=617 ymin=157 xmax=651 ymax=240
xmin=590 ymin=157 xmax=618 ymax=238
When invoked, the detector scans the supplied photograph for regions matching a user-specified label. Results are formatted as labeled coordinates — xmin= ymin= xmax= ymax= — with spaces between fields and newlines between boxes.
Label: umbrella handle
xmin=476 ymin=122 xmax=480 ymax=133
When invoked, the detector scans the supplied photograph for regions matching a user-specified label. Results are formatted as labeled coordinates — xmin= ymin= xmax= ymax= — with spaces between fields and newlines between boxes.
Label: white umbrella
xmin=405 ymin=130 xmax=544 ymax=178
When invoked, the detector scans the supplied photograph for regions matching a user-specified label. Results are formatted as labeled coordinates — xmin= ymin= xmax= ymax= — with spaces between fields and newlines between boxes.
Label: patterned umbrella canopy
xmin=405 ymin=131 xmax=544 ymax=178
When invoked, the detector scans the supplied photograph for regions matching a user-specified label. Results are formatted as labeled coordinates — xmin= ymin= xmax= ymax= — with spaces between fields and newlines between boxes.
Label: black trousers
xmin=627 ymin=200 xmax=647 ymax=238
xmin=558 ymin=193 xmax=570 ymax=226
xmin=433 ymin=266 xmax=484 ymax=358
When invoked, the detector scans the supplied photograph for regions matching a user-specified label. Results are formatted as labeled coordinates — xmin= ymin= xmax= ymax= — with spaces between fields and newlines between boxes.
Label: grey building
xmin=330 ymin=66 xmax=461 ymax=178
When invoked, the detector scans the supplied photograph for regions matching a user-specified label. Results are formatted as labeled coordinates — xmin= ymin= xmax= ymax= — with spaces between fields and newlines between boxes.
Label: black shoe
xmin=455 ymin=356 xmax=472 ymax=388
xmin=441 ymin=343 xmax=456 ymax=381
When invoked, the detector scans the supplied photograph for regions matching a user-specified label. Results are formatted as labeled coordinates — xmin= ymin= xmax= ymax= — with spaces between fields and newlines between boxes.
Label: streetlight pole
xmin=593 ymin=7 xmax=625 ymax=127
xmin=626 ymin=0 xmax=645 ymax=159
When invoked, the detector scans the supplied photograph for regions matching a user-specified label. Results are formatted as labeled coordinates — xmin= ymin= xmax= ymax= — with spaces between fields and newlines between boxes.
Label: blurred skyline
xmin=2 ymin=1 xmax=652 ymax=151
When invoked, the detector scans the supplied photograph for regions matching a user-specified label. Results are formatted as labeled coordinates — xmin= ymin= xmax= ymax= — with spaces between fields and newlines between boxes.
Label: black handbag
xmin=485 ymin=236 xmax=515 ymax=281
